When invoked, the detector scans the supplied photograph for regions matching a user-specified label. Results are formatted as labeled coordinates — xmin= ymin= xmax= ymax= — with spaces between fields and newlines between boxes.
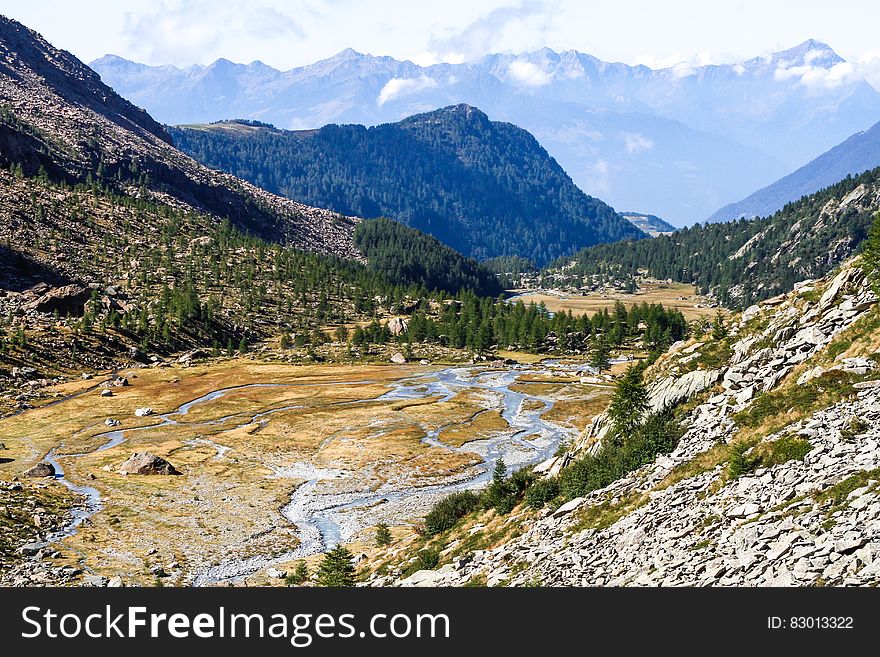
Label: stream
xmin=39 ymin=361 xmax=606 ymax=585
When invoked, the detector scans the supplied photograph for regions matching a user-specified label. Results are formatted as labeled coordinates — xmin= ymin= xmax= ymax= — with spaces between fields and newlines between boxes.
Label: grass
xmin=813 ymin=468 xmax=880 ymax=510
xmin=733 ymin=371 xmax=859 ymax=431
xmin=727 ymin=434 xmax=812 ymax=479
xmin=570 ymin=492 xmax=648 ymax=532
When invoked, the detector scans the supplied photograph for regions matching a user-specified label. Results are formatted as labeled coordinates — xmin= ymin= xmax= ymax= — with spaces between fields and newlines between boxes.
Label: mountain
xmin=168 ymin=110 xmax=644 ymax=265
xmin=709 ymin=120 xmax=880 ymax=223
xmin=0 ymin=15 xmax=505 ymax=393
xmin=366 ymin=257 xmax=880 ymax=588
xmin=542 ymin=167 xmax=880 ymax=308
xmin=0 ymin=16 xmax=357 ymax=258
xmin=91 ymin=42 xmax=880 ymax=225
xmin=621 ymin=212 xmax=677 ymax=237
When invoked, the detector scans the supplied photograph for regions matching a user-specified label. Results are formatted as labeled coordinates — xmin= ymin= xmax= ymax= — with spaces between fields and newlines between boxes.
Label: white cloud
xmin=774 ymin=59 xmax=857 ymax=90
xmin=622 ymin=132 xmax=654 ymax=154
xmin=377 ymin=75 xmax=439 ymax=105
xmin=507 ymin=60 xmax=552 ymax=86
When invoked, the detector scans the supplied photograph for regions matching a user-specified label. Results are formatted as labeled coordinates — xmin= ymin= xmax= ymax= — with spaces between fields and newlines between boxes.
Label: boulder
xmin=390 ymin=352 xmax=407 ymax=364
xmin=101 ymin=389 xmax=113 ymax=397
xmin=25 ymin=284 xmax=91 ymax=317
xmin=386 ymin=317 xmax=409 ymax=336
xmin=24 ymin=462 xmax=55 ymax=478
xmin=134 ymin=407 xmax=153 ymax=417
xmin=266 ymin=567 xmax=287 ymax=579
xmin=117 ymin=452 xmax=180 ymax=476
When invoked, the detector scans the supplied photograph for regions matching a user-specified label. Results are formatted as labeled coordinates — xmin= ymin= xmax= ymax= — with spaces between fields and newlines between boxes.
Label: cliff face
xmin=380 ymin=261 xmax=880 ymax=586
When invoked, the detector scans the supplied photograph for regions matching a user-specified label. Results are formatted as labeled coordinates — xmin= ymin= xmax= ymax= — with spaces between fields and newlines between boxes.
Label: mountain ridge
xmin=91 ymin=40 xmax=880 ymax=225
xmin=709 ymin=120 xmax=880 ymax=223
xmin=169 ymin=106 xmax=645 ymax=265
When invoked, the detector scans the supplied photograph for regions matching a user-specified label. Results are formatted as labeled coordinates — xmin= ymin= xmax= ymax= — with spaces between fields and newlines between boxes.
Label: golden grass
xmin=510 ymin=282 xmax=720 ymax=321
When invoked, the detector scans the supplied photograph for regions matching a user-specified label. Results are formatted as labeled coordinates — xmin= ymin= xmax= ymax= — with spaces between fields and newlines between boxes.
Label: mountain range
xmin=91 ymin=41 xmax=880 ymax=225
xmin=168 ymin=110 xmax=643 ymax=265
xmin=709 ymin=119 xmax=880 ymax=223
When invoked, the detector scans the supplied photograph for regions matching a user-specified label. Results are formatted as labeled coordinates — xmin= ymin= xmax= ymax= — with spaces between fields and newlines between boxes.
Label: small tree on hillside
xmin=317 ymin=545 xmax=356 ymax=587
xmin=860 ymin=212 xmax=880 ymax=293
xmin=375 ymin=523 xmax=392 ymax=547
xmin=711 ymin=311 xmax=728 ymax=340
xmin=590 ymin=338 xmax=611 ymax=372
xmin=607 ymin=364 xmax=649 ymax=441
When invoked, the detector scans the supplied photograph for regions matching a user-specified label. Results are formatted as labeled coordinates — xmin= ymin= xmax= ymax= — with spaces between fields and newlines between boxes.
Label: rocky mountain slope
xmin=0 ymin=15 xmax=357 ymax=258
xmin=710 ymin=120 xmax=880 ymax=223
xmin=373 ymin=260 xmax=880 ymax=587
xmin=620 ymin=212 xmax=677 ymax=237
xmin=169 ymin=109 xmax=643 ymax=264
xmin=92 ymin=41 xmax=880 ymax=225
xmin=542 ymin=167 xmax=880 ymax=308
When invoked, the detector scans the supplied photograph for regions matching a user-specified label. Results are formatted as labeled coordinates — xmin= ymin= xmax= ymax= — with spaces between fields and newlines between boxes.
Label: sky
xmin=2 ymin=0 xmax=880 ymax=81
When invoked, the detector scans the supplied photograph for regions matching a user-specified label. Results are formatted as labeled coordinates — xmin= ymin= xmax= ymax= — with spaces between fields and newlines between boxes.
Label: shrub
xmin=424 ymin=491 xmax=481 ymax=536
xmin=559 ymin=411 xmax=682 ymax=500
xmin=415 ymin=548 xmax=440 ymax=570
xmin=727 ymin=443 xmax=755 ymax=479
xmin=525 ymin=477 xmax=561 ymax=508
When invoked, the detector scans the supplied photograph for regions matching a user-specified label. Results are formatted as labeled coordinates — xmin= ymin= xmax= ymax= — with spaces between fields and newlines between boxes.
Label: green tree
xmin=375 ymin=523 xmax=392 ymax=547
xmin=607 ymin=364 xmax=649 ymax=440
xmin=590 ymin=338 xmax=611 ymax=372
xmin=286 ymin=560 xmax=310 ymax=586
xmin=861 ymin=212 xmax=880 ymax=292
xmin=711 ymin=311 xmax=728 ymax=340
xmin=316 ymin=545 xmax=356 ymax=587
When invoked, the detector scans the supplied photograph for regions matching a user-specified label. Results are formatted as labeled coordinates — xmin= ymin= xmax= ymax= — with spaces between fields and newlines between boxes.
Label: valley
xmin=0 ymin=357 xmax=612 ymax=586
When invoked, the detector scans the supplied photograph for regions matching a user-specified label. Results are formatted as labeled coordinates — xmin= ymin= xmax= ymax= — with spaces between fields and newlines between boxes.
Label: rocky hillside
xmin=0 ymin=15 xmax=357 ymax=258
xmin=169 ymin=108 xmax=644 ymax=265
xmin=370 ymin=259 xmax=880 ymax=586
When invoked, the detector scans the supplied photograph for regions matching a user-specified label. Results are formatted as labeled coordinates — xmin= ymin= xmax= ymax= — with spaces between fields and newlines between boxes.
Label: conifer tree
xmin=317 ymin=545 xmax=356 ymax=587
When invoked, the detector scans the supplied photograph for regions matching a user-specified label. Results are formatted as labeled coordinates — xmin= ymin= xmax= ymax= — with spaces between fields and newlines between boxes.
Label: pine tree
xmin=590 ymin=338 xmax=610 ymax=372
xmin=316 ymin=545 xmax=356 ymax=587
xmin=286 ymin=560 xmax=310 ymax=586
xmin=375 ymin=523 xmax=392 ymax=547
xmin=607 ymin=364 xmax=649 ymax=440
xmin=861 ymin=212 xmax=880 ymax=292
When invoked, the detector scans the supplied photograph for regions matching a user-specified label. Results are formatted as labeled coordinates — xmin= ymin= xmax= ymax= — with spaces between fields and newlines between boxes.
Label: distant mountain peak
xmin=772 ymin=38 xmax=844 ymax=67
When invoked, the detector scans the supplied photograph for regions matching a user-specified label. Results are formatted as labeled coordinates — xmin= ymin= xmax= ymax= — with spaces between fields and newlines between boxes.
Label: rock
xmin=107 ymin=576 xmax=124 ymax=587
xmin=109 ymin=376 xmax=130 ymax=387
xmin=390 ymin=352 xmax=407 ymax=365
xmin=386 ymin=317 xmax=409 ymax=336
xmin=833 ymin=357 xmax=876 ymax=375
xmin=24 ymin=284 xmax=91 ymax=317
xmin=552 ymin=496 xmax=586 ymax=518
xmin=134 ymin=407 xmax=153 ymax=417
xmin=117 ymin=452 xmax=181 ymax=476
xmin=105 ymin=418 xmax=120 ymax=427
xmin=101 ymin=389 xmax=113 ymax=397
xmin=835 ymin=533 xmax=868 ymax=555
xmin=741 ymin=304 xmax=761 ymax=323
xmin=419 ymin=360 xmax=431 ymax=366
xmin=648 ymin=369 xmax=721 ymax=413
xmin=24 ymin=462 xmax=55 ymax=478
xmin=150 ymin=566 xmax=168 ymax=577
xmin=266 ymin=567 xmax=287 ymax=579
xmin=19 ymin=543 xmax=44 ymax=556
xmin=82 ymin=574 xmax=109 ymax=587
xmin=735 ymin=386 xmax=755 ymax=405
xmin=797 ymin=366 xmax=825 ymax=386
